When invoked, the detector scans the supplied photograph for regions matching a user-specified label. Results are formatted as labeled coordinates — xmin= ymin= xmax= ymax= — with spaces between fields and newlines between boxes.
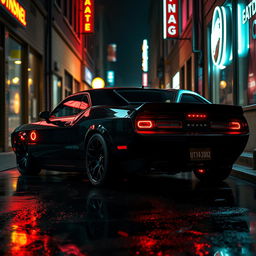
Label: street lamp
xmin=92 ymin=77 xmax=105 ymax=89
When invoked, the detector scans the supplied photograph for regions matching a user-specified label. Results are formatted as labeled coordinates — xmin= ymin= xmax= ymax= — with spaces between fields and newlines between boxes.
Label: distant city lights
xmin=107 ymin=71 xmax=115 ymax=86
xmin=142 ymin=73 xmax=148 ymax=87
xmin=142 ymin=39 xmax=148 ymax=72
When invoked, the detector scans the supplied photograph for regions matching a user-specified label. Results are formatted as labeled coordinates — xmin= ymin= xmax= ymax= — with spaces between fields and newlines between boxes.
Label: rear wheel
xmin=193 ymin=167 xmax=231 ymax=183
xmin=85 ymin=134 xmax=112 ymax=186
xmin=16 ymin=151 xmax=41 ymax=176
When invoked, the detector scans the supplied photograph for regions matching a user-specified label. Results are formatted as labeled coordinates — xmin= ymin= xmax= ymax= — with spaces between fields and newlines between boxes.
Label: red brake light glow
xmin=117 ymin=145 xmax=128 ymax=150
xmin=229 ymin=121 xmax=241 ymax=130
xmin=30 ymin=131 xmax=37 ymax=142
xmin=137 ymin=120 xmax=154 ymax=129
xmin=186 ymin=113 xmax=207 ymax=119
xmin=195 ymin=168 xmax=206 ymax=174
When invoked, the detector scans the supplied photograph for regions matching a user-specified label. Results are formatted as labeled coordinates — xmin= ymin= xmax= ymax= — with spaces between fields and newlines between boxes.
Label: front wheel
xmin=193 ymin=167 xmax=231 ymax=183
xmin=16 ymin=151 xmax=41 ymax=176
xmin=85 ymin=134 xmax=112 ymax=186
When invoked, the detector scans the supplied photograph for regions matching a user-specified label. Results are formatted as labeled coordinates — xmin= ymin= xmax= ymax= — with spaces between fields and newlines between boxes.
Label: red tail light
xmin=229 ymin=121 xmax=241 ymax=130
xmin=137 ymin=120 xmax=155 ymax=129
xmin=30 ymin=131 xmax=38 ymax=142
xmin=186 ymin=113 xmax=207 ymax=120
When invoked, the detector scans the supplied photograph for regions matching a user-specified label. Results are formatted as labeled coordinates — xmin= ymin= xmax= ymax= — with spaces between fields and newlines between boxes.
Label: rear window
xmin=180 ymin=94 xmax=208 ymax=104
xmin=89 ymin=90 xmax=127 ymax=106
xmin=115 ymin=89 xmax=177 ymax=103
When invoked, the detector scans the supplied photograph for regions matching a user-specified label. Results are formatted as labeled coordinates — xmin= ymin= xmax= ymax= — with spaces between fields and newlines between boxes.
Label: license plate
xmin=189 ymin=148 xmax=211 ymax=161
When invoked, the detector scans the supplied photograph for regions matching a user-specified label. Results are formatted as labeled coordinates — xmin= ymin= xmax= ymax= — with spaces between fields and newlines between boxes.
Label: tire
xmin=85 ymin=133 xmax=112 ymax=186
xmin=193 ymin=167 xmax=231 ymax=183
xmin=16 ymin=151 xmax=41 ymax=176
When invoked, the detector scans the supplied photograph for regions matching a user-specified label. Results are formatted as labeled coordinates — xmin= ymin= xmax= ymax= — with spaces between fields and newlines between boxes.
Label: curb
xmin=231 ymin=164 xmax=256 ymax=183
xmin=0 ymin=152 xmax=16 ymax=172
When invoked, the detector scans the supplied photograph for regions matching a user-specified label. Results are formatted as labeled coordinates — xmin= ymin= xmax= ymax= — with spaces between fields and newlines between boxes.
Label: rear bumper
xmin=115 ymin=133 xmax=249 ymax=169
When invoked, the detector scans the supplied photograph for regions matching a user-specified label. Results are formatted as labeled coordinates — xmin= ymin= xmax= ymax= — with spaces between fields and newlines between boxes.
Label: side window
xmin=180 ymin=94 xmax=206 ymax=104
xmin=51 ymin=94 xmax=90 ymax=118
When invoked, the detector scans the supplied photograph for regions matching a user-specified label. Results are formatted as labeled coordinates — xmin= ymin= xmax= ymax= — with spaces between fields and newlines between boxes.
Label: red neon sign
xmin=81 ymin=0 xmax=94 ymax=33
xmin=0 ymin=0 xmax=27 ymax=27
xmin=163 ymin=0 xmax=179 ymax=39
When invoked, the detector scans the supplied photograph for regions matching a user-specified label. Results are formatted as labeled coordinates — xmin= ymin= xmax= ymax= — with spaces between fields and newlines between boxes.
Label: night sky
xmin=103 ymin=0 xmax=150 ymax=87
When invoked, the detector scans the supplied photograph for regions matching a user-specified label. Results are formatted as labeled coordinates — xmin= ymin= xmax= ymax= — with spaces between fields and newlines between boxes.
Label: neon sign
xmin=242 ymin=0 xmax=256 ymax=24
xmin=81 ymin=0 xmax=94 ymax=33
xmin=163 ymin=0 xmax=179 ymax=39
xmin=142 ymin=39 xmax=148 ymax=72
xmin=211 ymin=6 xmax=232 ymax=69
xmin=0 ymin=0 xmax=27 ymax=27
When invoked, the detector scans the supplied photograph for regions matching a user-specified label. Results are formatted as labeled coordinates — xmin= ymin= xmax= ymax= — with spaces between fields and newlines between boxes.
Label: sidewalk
xmin=0 ymin=152 xmax=16 ymax=171
xmin=232 ymin=152 xmax=256 ymax=183
xmin=0 ymin=151 xmax=256 ymax=183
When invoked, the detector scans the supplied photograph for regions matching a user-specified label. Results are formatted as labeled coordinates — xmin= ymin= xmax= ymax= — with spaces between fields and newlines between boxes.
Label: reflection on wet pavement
xmin=0 ymin=170 xmax=256 ymax=255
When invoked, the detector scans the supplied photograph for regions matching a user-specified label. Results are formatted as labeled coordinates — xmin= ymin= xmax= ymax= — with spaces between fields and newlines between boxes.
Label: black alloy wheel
xmin=16 ymin=149 xmax=41 ymax=175
xmin=86 ymin=133 xmax=110 ymax=186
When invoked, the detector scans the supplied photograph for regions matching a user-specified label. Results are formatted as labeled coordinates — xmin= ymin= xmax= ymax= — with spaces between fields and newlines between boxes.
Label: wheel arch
xmin=83 ymin=125 xmax=114 ymax=151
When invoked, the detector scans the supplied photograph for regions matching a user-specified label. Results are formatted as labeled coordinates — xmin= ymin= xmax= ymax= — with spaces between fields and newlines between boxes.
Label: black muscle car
xmin=11 ymin=88 xmax=249 ymax=186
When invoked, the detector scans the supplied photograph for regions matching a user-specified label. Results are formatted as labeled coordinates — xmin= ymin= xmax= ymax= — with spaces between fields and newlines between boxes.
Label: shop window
xmin=65 ymin=71 xmax=73 ymax=97
xmin=28 ymin=52 xmax=41 ymax=123
xmin=6 ymin=37 xmax=22 ymax=146
xmin=52 ymin=74 xmax=62 ymax=108
xmin=172 ymin=72 xmax=180 ymax=89
xmin=74 ymin=80 xmax=80 ymax=93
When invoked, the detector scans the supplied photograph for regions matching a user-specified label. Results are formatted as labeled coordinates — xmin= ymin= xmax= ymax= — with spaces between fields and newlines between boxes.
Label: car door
xmin=35 ymin=93 xmax=90 ymax=168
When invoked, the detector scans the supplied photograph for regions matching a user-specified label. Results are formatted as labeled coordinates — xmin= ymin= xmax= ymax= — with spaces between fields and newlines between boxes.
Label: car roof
xmin=75 ymin=87 xmax=179 ymax=94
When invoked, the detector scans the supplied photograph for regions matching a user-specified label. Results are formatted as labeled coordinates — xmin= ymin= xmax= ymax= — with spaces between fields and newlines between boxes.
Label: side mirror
xmin=39 ymin=111 xmax=50 ymax=121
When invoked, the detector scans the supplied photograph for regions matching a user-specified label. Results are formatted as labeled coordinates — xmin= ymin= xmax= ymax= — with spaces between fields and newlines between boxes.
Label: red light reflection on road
xmin=130 ymin=201 xmax=212 ymax=255
xmin=59 ymin=244 xmax=87 ymax=256
xmin=8 ymin=207 xmax=52 ymax=256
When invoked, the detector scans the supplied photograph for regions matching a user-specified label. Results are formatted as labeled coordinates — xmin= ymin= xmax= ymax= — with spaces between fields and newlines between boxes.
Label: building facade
xmin=149 ymin=0 xmax=256 ymax=153
xmin=0 ymin=0 xmax=96 ymax=152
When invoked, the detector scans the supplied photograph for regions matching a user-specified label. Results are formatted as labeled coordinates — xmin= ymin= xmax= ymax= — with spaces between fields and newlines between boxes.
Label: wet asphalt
xmin=0 ymin=169 xmax=256 ymax=256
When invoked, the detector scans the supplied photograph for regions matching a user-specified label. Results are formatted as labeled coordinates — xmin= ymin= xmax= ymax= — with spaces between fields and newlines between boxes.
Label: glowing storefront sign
xmin=242 ymin=0 xmax=256 ymax=24
xmin=211 ymin=6 xmax=232 ymax=69
xmin=142 ymin=39 xmax=148 ymax=72
xmin=0 ymin=0 xmax=27 ymax=27
xmin=238 ymin=3 xmax=249 ymax=57
xmin=163 ymin=0 xmax=179 ymax=39
xmin=81 ymin=0 xmax=94 ymax=33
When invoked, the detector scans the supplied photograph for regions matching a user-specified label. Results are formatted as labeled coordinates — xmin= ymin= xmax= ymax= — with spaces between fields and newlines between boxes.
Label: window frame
xmin=50 ymin=93 xmax=91 ymax=118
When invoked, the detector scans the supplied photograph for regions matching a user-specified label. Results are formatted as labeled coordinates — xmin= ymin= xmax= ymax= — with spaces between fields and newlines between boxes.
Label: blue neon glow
xmin=238 ymin=3 xmax=249 ymax=57
xmin=107 ymin=71 xmax=115 ymax=86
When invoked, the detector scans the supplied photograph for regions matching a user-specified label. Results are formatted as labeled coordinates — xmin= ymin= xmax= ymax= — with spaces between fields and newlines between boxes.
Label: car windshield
xmin=115 ymin=89 xmax=177 ymax=103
